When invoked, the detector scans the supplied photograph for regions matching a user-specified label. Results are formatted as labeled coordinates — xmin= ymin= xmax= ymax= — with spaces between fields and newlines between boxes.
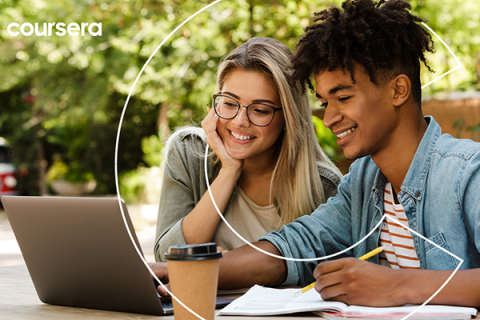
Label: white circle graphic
xmin=202 ymin=17 xmax=466 ymax=320
xmin=114 ymin=1 xmax=224 ymax=319
xmin=204 ymin=143 xmax=386 ymax=262
xmin=113 ymin=2 xmax=467 ymax=320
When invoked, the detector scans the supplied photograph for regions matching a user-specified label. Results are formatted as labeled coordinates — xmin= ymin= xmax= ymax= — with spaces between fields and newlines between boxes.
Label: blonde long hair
xmin=216 ymin=37 xmax=342 ymax=225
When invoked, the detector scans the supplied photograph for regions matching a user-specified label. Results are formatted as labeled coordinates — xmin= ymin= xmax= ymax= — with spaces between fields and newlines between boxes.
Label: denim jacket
xmin=154 ymin=129 xmax=342 ymax=262
xmin=260 ymin=117 xmax=480 ymax=286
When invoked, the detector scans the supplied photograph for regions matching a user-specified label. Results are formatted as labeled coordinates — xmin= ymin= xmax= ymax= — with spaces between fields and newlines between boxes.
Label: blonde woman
xmin=154 ymin=37 xmax=342 ymax=261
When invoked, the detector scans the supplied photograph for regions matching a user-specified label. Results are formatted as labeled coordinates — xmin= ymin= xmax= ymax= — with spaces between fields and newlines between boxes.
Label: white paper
xmin=218 ymin=285 xmax=346 ymax=316
xmin=217 ymin=285 xmax=478 ymax=318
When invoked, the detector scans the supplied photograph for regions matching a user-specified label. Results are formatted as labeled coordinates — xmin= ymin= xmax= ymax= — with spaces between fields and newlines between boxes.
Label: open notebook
xmin=218 ymin=285 xmax=477 ymax=319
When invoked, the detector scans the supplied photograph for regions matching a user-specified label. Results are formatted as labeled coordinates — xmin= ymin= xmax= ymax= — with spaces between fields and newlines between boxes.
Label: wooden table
xmin=0 ymin=264 xmax=320 ymax=319
xmin=2 ymin=264 xmax=478 ymax=319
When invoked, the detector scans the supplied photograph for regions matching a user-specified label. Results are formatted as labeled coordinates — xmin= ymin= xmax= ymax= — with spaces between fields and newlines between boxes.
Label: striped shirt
xmin=379 ymin=182 xmax=420 ymax=269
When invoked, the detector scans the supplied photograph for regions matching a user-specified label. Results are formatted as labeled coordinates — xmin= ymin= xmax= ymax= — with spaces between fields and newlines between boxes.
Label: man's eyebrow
xmin=315 ymin=84 xmax=354 ymax=99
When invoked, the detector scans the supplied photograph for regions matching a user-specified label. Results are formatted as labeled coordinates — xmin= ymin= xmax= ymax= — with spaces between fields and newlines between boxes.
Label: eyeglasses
xmin=212 ymin=94 xmax=282 ymax=127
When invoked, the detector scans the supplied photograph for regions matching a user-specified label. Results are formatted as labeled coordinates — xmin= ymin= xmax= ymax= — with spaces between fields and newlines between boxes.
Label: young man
xmin=152 ymin=0 xmax=480 ymax=307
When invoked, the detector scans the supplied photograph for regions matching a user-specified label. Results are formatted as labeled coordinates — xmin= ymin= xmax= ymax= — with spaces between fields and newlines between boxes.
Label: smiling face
xmin=216 ymin=69 xmax=285 ymax=162
xmin=315 ymin=63 xmax=398 ymax=161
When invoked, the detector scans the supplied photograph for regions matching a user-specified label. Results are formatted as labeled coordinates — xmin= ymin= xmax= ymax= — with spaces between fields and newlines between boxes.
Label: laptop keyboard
xmin=161 ymin=300 xmax=173 ymax=311
xmin=159 ymin=295 xmax=173 ymax=311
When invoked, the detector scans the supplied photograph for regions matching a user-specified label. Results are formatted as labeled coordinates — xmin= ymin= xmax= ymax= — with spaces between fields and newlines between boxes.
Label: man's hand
xmin=313 ymin=258 xmax=407 ymax=307
xmin=148 ymin=262 xmax=170 ymax=296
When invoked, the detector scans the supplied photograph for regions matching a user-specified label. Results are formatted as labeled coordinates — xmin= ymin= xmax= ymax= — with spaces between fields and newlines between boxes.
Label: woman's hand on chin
xmin=202 ymin=108 xmax=243 ymax=172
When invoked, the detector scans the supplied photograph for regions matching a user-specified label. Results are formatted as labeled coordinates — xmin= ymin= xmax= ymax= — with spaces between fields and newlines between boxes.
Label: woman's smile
xmin=217 ymin=69 xmax=284 ymax=161
xmin=228 ymin=129 xmax=256 ymax=143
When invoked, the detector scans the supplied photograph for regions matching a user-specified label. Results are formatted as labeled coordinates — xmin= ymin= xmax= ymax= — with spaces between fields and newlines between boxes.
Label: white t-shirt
xmin=213 ymin=187 xmax=282 ymax=251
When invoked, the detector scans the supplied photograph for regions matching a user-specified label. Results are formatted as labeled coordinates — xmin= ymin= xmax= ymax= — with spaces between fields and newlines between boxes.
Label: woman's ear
xmin=392 ymin=74 xmax=411 ymax=107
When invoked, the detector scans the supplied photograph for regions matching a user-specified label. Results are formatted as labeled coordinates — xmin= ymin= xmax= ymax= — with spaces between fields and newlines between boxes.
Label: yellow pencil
xmin=293 ymin=246 xmax=386 ymax=297
xmin=358 ymin=245 xmax=386 ymax=261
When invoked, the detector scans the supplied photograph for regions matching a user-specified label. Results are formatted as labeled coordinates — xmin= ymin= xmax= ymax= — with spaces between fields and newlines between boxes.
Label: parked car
xmin=0 ymin=141 xmax=18 ymax=197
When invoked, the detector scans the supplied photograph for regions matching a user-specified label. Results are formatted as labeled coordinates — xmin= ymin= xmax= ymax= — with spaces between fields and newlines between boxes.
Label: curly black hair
xmin=292 ymin=0 xmax=435 ymax=106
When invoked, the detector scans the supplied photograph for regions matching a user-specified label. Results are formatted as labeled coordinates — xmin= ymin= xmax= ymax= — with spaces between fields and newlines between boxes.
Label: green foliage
xmin=410 ymin=0 xmax=480 ymax=94
xmin=312 ymin=115 xmax=343 ymax=162
xmin=453 ymin=118 xmax=480 ymax=140
xmin=0 ymin=0 xmax=478 ymax=196
xmin=119 ymin=135 xmax=163 ymax=204
xmin=119 ymin=166 xmax=161 ymax=204
xmin=142 ymin=134 xmax=163 ymax=167
xmin=46 ymin=158 xmax=95 ymax=183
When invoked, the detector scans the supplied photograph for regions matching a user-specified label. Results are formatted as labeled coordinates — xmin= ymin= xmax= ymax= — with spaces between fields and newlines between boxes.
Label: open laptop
xmin=1 ymin=196 xmax=232 ymax=316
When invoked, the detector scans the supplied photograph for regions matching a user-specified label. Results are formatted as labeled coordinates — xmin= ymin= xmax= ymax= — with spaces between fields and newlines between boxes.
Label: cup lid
xmin=164 ymin=242 xmax=222 ymax=261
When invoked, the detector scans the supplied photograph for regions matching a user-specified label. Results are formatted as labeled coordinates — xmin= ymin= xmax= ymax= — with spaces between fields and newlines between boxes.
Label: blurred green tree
xmin=0 ymin=0 xmax=478 ymax=196
xmin=410 ymin=0 xmax=480 ymax=94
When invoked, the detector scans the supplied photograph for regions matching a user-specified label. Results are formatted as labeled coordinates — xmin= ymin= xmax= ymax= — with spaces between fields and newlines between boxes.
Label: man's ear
xmin=391 ymin=74 xmax=411 ymax=107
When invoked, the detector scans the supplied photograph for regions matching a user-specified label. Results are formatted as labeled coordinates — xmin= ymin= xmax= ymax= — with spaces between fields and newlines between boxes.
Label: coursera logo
xmin=7 ymin=22 xmax=102 ymax=36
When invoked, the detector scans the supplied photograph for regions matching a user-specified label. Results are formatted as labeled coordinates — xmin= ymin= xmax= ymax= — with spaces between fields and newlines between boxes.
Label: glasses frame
xmin=212 ymin=93 xmax=282 ymax=127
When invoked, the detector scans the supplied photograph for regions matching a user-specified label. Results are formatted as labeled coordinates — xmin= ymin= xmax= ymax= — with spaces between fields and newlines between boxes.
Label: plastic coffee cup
xmin=165 ymin=243 xmax=222 ymax=320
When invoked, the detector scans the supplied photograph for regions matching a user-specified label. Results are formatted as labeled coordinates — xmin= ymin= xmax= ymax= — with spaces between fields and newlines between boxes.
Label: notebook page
xmin=218 ymin=285 xmax=478 ymax=317
xmin=345 ymin=304 xmax=477 ymax=316
xmin=217 ymin=285 xmax=347 ymax=316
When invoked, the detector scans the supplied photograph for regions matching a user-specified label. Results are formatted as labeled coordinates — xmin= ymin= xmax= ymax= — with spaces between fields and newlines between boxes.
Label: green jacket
xmin=154 ymin=129 xmax=341 ymax=261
